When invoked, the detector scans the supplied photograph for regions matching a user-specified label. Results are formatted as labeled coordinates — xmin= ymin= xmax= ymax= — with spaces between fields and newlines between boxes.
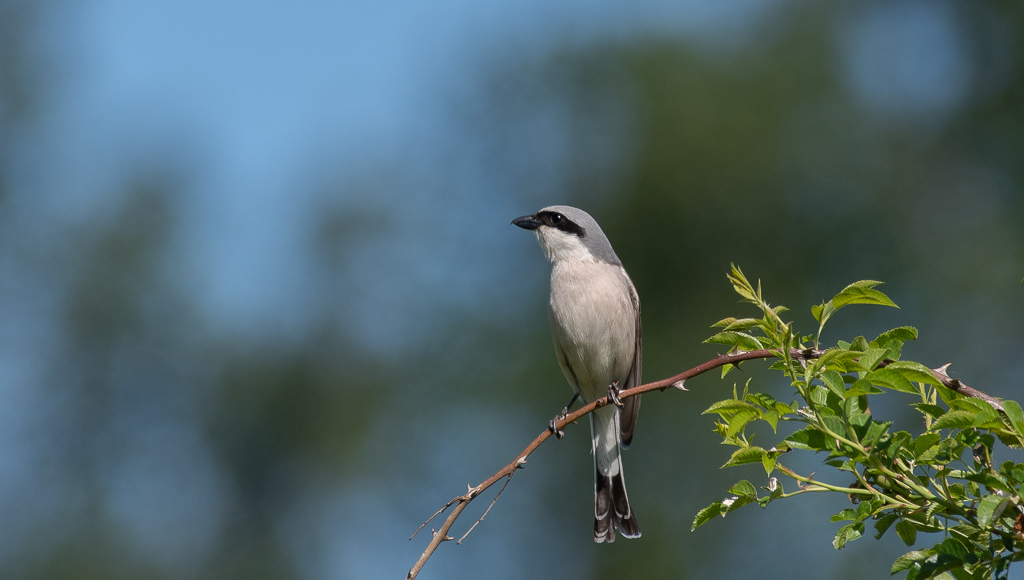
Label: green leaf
xmin=862 ymin=420 xmax=892 ymax=447
xmin=702 ymin=399 xmax=760 ymax=415
xmin=913 ymin=433 xmax=942 ymax=458
xmin=726 ymin=410 xmax=759 ymax=438
xmin=692 ymin=500 xmax=724 ymax=530
xmin=977 ymin=495 xmax=1009 ymax=528
xmin=810 ymin=385 xmax=830 ymax=406
xmin=811 ymin=348 xmax=866 ymax=374
xmin=1003 ymin=400 xmax=1024 ymax=428
xmin=812 ymin=301 xmax=834 ymax=324
xmin=896 ymin=520 xmax=918 ymax=546
xmin=820 ymin=370 xmax=846 ymax=398
xmin=831 ymin=508 xmax=857 ymax=522
xmin=831 ymin=280 xmax=899 ymax=309
xmin=873 ymin=326 xmax=918 ymax=346
xmin=929 ymin=410 xmax=977 ymax=431
xmin=720 ymin=318 xmax=762 ymax=332
xmin=786 ymin=426 xmax=832 ymax=451
xmin=972 ymin=404 xmax=1000 ymax=428
xmin=832 ymin=521 xmax=863 ymax=550
xmin=933 ymin=537 xmax=971 ymax=560
xmin=762 ymin=452 xmax=776 ymax=475
xmin=867 ymin=368 xmax=917 ymax=394
xmin=946 ymin=483 xmax=967 ymax=501
xmin=874 ymin=513 xmax=899 ymax=539
xmin=846 ymin=378 xmax=885 ymax=397
xmin=722 ymin=446 xmax=768 ymax=468
xmin=912 ymin=403 xmax=947 ymax=419
xmin=892 ymin=550 xmax=934 ymax=574
xmin=859 ymin=348 xmax=891 ymax=371
xmin=729 ymin=480 xmax=758 ymax=500
xmin=885 ymin=361 xmax=942 ymax=386
xmin=850 ymin=336 xmax=870 ymax=352
xmin=704 ymin=331 xmax=764 ymax=351
xmin=711 ymin=317 xmax=738 ymax=328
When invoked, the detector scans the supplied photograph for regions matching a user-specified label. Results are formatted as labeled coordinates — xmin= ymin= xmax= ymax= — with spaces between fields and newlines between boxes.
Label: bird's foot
xmin=607 ymin=382 xmax=624 ymax=408
xmin=549 ymin=407 xmax=569 ymax=439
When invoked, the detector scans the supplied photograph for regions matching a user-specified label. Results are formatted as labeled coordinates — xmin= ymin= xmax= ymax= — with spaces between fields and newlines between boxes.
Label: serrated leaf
xmin=729 ymin=480 xmax=758 ymax=500
xmin=929 ymin=410 xmax=976 ymax=431
xmin=702 ymin=399 xmax=760 ymax=415
xmin=820 ymin=371 xmax=846 ymax=398
xmin=812 ymin=301 xmax=833 ymax=323
xmin=786 ymin=426 xmax=831 ymax=451
xmin=885 ymin=361 xmax=942 ymax=386
xmin=896 ymin=520 xmax=917 ymax=546
xmin=976 ymin=495 xmax=1009 ymax=528
xmin=859 ymin=348 xmax=891 ymax=371
xmin=832 ymin=522 xmax=863 ymax=549
xmin=831 ymin=508 xmax=857 ymax=522
xmin=704 ymin=331 xmax=764 ymax=351
xmin=822 ymin=415 xmax=847 ymax=439
xmin=913 ymin=433 xmax=941 ymax=458
xmin=831 ymin=280 xmax=899 ymax=309
xmin=874 ymin=513 xmax=899 ymax=539
xmin=720 ymin=318 xmax=762 ymax=332
xmin=762 ymin=452 xmax=776 ymax=475
xmin=1003 ymin=400 xmax=1024 ymax=428
xmin=932 ymin=537 xmax=970 ymax=560
xmin=726 ymin=410 xmax=758 ymax=439
xmin=846 ymin=378 xmax=885 ymax=397
xmin=973 ymin=405 xmax=1000 ymax=428
xmin=850 ymin=336 xmax=870 ymax=352
xmin=892 ymin=550 xmax=934 ymax=574
xmin=812 ymin=348 xmax=866 ymax=373
xmin=691 ymin=500 xmax=725 ymax=530
xmin=873 ymin=326 xmax=919 ymax=346
xmin=867 ymin=368 xmax=917 ymax=394
xmin=722 ymin=446 xmax=767 ymax=469
xmin=711 ymin=317 xmax=738 ymax=328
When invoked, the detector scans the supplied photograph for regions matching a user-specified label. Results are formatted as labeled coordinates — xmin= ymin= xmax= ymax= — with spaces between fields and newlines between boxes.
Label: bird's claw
xmin=607 ymin=383 xmax=624 ymax=408
xmin=549 ymin=407 xmax=569 ymax=439
xmin=549 ymin=418 xmax=565 ymax=439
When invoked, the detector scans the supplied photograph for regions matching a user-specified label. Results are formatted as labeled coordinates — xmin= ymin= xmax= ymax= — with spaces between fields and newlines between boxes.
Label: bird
xmin=512 ymin=205 xmax=642 ymax=543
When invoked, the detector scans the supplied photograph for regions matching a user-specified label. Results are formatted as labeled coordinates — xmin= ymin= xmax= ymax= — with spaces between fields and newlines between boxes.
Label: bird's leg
xmin=607 ymin=381 xmax=624 ymax=408
xmin=549 ymin=392 xmax=580 ymax=439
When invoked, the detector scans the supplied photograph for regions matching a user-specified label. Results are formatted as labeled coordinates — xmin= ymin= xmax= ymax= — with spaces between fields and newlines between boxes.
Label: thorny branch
xmin=406 ymin=348 xmax=1003 ymax=579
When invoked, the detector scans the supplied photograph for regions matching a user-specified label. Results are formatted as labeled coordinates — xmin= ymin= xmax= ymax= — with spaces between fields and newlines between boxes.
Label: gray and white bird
xmin=512 ymin=205 xmax=642 ymax=543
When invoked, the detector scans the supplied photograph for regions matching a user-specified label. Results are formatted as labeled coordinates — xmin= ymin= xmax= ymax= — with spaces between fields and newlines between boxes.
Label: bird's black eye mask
xmin=537 ymin=211 xmax=585 ymax=238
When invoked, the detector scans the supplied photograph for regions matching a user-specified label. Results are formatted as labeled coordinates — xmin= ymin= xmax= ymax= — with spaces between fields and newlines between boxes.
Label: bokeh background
xmin=2 ymin=0 xmax=1023 ymax=578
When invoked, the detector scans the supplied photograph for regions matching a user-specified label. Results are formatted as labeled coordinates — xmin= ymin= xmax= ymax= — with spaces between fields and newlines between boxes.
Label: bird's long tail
xmin=591 ymin=406 xmax=641 ymax=543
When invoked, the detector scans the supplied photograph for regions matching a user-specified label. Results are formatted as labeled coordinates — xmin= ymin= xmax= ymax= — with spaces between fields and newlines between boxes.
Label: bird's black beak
xmin=511 ymin=214 xmax=541 ymax=230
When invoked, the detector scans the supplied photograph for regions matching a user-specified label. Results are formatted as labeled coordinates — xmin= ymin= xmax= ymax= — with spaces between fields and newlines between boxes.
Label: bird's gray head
xmin=511 ymin=205 xmax=621 ymax=266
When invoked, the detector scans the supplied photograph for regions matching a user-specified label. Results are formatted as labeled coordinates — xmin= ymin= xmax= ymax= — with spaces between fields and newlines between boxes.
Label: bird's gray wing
xmin=618 ymin=270 xmax=642 ymax=449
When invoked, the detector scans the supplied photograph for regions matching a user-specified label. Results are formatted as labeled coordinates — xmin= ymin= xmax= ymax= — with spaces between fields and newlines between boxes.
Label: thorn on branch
xmin=409 ymin=497 xmax=461 ymax=541
xmin=458 ymin=473 xmax=516 ymax=544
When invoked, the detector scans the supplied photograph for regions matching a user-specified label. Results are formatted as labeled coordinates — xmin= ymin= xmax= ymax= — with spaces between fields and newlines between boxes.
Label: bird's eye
xmin=551 ymin=213 xmax=564 ymax=224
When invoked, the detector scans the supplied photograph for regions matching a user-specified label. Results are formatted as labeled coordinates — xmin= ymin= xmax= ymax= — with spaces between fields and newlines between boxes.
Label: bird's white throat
xmin=536 ymin=228 xmax=595 ymax=264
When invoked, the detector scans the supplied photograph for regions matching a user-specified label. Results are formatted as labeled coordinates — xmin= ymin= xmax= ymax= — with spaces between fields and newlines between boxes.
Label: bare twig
xmin=458 ymin=470 xmax=516 ymax=544
xmin=407 ymin=348 xmax=1005 ymax=579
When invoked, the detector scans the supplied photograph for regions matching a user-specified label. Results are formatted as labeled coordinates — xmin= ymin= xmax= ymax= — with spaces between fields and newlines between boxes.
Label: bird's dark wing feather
xmin=618 ymin=270 xmax=641 ymax=449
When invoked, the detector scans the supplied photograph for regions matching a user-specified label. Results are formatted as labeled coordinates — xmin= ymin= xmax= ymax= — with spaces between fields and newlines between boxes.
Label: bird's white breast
xmin=548 ymin=260 xmax=635 ymax=403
